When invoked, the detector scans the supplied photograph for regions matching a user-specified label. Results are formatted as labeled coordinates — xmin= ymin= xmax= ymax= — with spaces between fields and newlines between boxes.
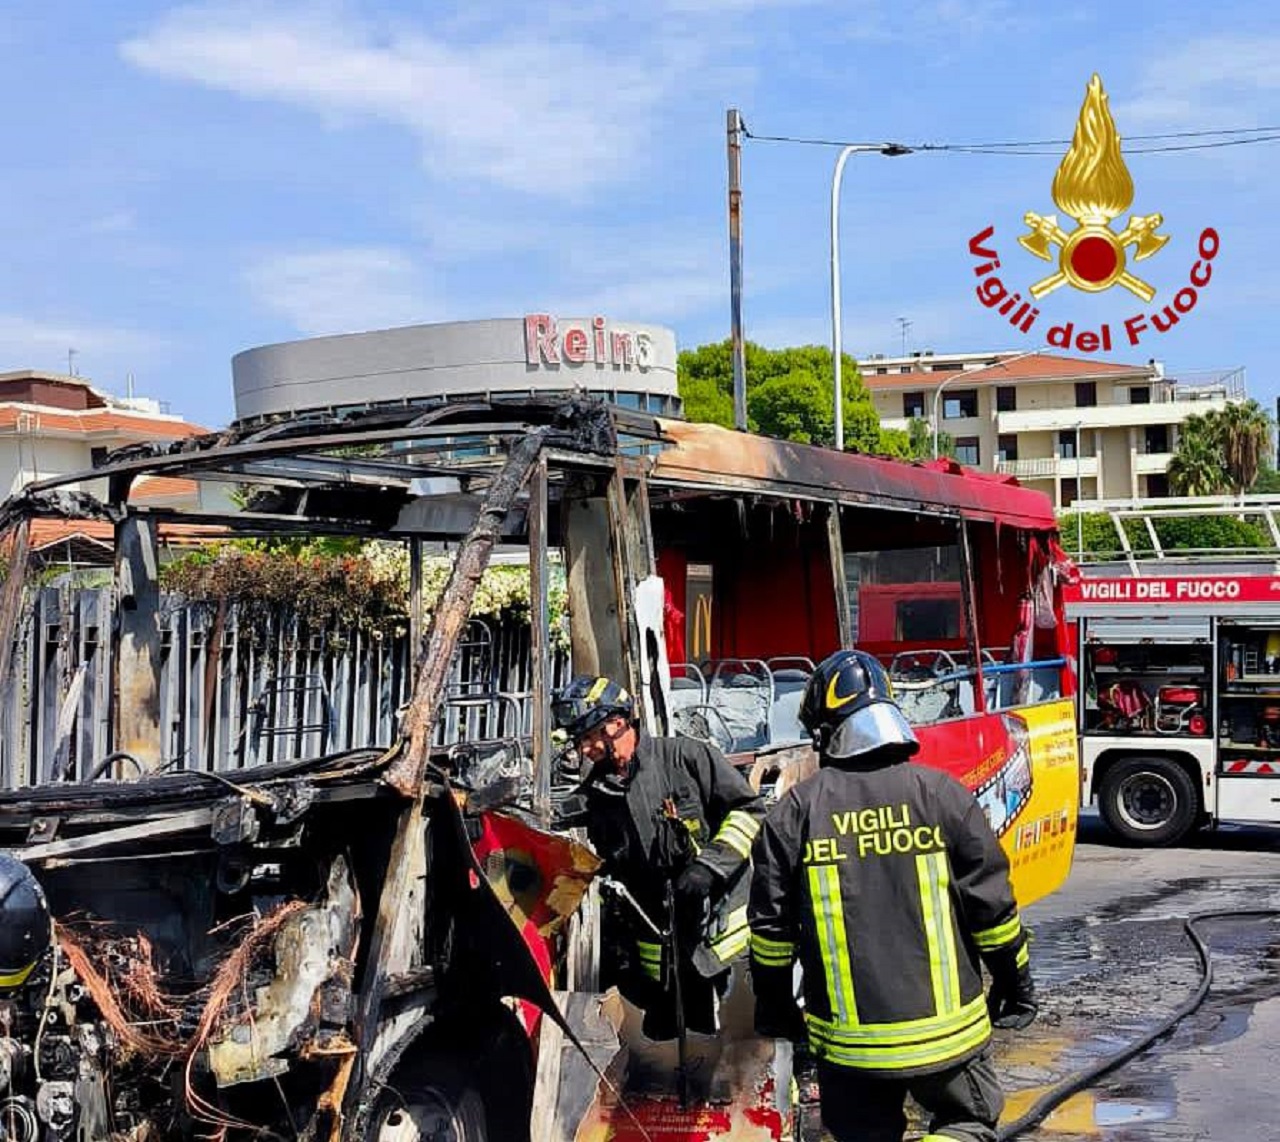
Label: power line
xmin=741 ymin=121 xmax=1280 ymax=155
xmin=922 ymin=134 xmax=1280 ymax=156
xmin=921 ymin=125 xmax=1280 ymax=148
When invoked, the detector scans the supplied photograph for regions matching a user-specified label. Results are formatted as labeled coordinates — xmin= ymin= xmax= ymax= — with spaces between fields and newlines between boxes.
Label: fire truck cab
xmin=1065 ymin=573 xmax=1280 ymax=845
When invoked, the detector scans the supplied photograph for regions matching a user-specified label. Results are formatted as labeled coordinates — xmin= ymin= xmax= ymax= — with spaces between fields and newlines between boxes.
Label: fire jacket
xmin=584 ymin=731 xmax=766 ymax=979
xmin=748 ymin=754 xmax=1026 ymax=1077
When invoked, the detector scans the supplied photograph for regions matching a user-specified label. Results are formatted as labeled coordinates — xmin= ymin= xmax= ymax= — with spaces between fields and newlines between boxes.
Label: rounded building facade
xmin=231 ymin=315 xmax=681 ymax=426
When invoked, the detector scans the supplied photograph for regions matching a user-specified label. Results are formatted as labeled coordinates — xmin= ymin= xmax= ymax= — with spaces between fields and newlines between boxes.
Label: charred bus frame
xmin=0 ymin=395 xmax=1079 ymax=1142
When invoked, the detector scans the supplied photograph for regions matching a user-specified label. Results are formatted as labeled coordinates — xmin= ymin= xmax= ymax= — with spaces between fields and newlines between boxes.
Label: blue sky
xmin=2 ymin=1 xmax=1277 ymax=430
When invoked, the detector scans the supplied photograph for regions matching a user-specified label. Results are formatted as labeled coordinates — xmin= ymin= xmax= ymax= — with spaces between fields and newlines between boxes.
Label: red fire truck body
xmin=1065 ymin=573 xmax=1280 ymax=845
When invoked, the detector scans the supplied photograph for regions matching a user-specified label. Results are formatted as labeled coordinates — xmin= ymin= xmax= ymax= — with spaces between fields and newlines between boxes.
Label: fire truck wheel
xmin=1098 ymin=755 xmax=1199 ymax=846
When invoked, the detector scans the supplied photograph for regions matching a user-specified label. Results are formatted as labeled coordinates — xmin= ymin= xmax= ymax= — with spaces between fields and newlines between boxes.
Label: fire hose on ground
xmin=997 ymin=909 xmax=1280 ymax=1140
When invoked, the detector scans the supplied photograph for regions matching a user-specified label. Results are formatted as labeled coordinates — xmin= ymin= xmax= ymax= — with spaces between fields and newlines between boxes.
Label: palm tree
xmin=1167 ymin=417 xmax=1229 ymax=497
xmin=1208 ymin=400 xmax=1274 ymax=496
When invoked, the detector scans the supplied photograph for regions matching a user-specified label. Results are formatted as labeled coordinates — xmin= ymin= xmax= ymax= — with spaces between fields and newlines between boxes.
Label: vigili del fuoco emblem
xmin=967 ymin=72 xmax=1219 ymax=353
xmin=1018 ymin=74 xmax=1168 ymax=302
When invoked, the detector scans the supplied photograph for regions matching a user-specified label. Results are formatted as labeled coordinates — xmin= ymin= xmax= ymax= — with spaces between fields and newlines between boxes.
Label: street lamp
xmin=930 ymin=370 xmax=971 ymax=460
xmin=1075 ymin=420 xmax=1084 ymax=557
xmin=831 ymin=142 xmax=913 ymax=451
xmin=930 ymin=345 xmax=1050 ymax=460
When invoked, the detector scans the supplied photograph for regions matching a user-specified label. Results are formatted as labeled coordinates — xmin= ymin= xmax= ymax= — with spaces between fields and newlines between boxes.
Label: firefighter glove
xmin=674 ymin=860 xmax=718 ymax=928
xmin=987 ymin=961 xmax=1037 ymax=1030
xmin=754 ymin=993 xmax=806 ymax=1042
xmin=752 ymin=963 xmax=806 ymax=1042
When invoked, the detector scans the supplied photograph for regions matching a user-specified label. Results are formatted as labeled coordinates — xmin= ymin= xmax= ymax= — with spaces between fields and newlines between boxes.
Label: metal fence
xmin=0 ymin=587 xmax=570 ymax=791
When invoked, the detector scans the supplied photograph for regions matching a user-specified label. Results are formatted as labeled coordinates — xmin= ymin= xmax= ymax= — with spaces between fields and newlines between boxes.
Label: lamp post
xmin=831 ymin=142 xmax=912 ymax=451
xmin=931 ymin=345 xmax=1051 ymax=460
xmin=930 ymin=370 xmax=970 ymax=460
xmin=1075 ymin=420 xmax=1084 ymax=557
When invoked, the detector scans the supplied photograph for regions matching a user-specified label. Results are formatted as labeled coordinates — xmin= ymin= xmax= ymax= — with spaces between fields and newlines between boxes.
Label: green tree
xmin=876 ymin=427 xmax=913 ymax=459
xmin=678 ymin=372 xmax=735 ymax=428
xmin=1251 ymin=464 xmax=1280 ymax=494
xmin=876 ymin=417 xmax=954 ymax=461
xmin=1058 ymin=510 xmax=1271 ymax=560
xmin=748 ymin=369 xmax=831 ymax=445
xmin=1209 ymin=400 xmax=1274 ymax=495
xmin=1167 ymin=416 xmax=1230 ymax=497
xmin=1167 ymin=401 xmax=1275 ymax=497
xmin=675 ymin=339 xmax=883 ymax=452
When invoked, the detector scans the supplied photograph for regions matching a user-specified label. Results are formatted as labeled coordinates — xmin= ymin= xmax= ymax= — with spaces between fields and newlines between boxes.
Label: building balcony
xmin=995 ymin=398 xmax=1228 ymax=434
xmin=1134 ymin=451 xmax=1174 ymax=475
xmin=996 ymin=456 xmax=1099 ymax=479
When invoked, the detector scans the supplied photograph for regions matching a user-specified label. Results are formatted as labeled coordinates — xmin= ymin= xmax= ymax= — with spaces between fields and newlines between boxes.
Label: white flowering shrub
xmin=164 ymin=539 xmax=570 ymax=649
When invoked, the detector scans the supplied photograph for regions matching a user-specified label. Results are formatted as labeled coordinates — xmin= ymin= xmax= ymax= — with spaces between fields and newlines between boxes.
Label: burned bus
xmin=0 ymin=394 xmax=1079 ymax=1141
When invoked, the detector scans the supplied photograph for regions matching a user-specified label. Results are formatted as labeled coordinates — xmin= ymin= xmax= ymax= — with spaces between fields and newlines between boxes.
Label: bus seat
xmin=673 ymin=703 xmax=736 ymax=752
xmin=984 ymin=676 xmax=1002 ymax=711
xmin=896 ymin=686 xmax=953 ymax=726
xmin=708 ymin=661 xmax=774 ymax=752
xmin=769 ymin=667 xmax=811 ymax=745
xmin=668 ymin=664 xmax=708 ymax=714
xmin=1028 ymin=666 xmax=1062 ymax=703
xmin=997 ymin=672 xmax=1021 ymax=710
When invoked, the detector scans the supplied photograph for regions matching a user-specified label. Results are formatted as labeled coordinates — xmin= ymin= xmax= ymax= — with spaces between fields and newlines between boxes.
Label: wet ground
xmin=985 ymin=812 xmax=1280 ymax=1142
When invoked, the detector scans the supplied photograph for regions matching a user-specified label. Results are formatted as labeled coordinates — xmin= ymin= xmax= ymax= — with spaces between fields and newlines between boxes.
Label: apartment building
xmin=0 ymin=370 xmax=217 ymax=563
xmin=867 ymin=351 xmax=1245 ymax=509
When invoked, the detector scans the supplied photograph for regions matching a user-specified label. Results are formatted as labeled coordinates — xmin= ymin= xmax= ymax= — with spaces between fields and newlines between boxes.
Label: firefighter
xmin=748 ymin=650 xmax=1037 ymax=1142
xmin=0 ymin=853 xmax=51 ymax=992
xmin=552 ymin=674 xmax=765 ymax=1041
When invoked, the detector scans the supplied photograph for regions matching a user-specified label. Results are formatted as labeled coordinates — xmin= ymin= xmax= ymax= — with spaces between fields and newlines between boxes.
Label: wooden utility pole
xmin=727 ymin=109 xmax=747 ymax=431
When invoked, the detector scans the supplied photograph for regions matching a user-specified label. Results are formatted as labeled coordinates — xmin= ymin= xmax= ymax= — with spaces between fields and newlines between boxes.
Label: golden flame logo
xmin=1052 ymin=75 xmax=1133 ymax=224
xmin=1018 ymin=74 xmax=1168 ymax=301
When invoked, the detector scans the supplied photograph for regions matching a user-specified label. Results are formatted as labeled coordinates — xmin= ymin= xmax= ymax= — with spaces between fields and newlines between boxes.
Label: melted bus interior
xmin=645 ymin=487 xmax=1069 ymax=754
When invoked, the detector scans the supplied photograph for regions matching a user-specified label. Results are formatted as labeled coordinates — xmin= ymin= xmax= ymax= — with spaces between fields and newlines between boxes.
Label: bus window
xmin=898 ymin=597 xmax=960 ymax=642
xmin=841 ymin=513 xmax=967 ymax=662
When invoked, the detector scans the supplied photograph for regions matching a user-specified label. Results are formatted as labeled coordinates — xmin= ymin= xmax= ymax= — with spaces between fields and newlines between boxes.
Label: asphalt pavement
xmin=986 ymin=811 xmax=1280 ymax=1142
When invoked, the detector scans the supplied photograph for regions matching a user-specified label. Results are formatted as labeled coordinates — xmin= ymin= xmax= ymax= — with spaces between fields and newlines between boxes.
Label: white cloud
xmin=749 ymin=295 xmax=1013 ymax=360
xmin=526 ymin=232 xmax=728 ymax=324
xmin=1116 ymin=35 xmax=1280 ymax=128
xmin=837 ymin=0 xmax=1022 ymax=45
xmin=0 ymin=314 xmax=165 ymax=361
xmin=657 ymin=0 xmax=824 ymax=11
xmin=0 ymin=315 xmax=172 ymax=399
xmin=121 ymin=3 xmax=695 ymax=200
xmin=87 ymin=210 xmax=138 ymax=235
xmin=548 ymin=271 xmax=726 ymax=325
xmin=242 ymin=246 xmax=444 ymax=336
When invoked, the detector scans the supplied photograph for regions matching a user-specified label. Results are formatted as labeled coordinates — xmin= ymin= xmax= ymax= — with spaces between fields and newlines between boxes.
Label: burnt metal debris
xmin=0 ymin=391 xmax=1059 ymax=1142
xmin=0 ymin=396 xmax=629 ymax=1142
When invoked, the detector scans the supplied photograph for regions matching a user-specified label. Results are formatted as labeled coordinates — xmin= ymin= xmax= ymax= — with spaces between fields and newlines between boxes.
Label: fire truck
xmin=1065 ymin=572 xmax=1280 ymax=846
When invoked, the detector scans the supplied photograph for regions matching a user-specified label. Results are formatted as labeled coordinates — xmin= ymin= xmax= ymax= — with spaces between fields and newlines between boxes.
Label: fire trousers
xmin=816 ymin=1047 xmax=1005 ymax=1142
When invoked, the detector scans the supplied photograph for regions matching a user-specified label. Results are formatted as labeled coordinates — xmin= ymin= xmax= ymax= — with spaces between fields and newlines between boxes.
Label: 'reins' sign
xmin=524 ymin=314 xmax=653 ymax=371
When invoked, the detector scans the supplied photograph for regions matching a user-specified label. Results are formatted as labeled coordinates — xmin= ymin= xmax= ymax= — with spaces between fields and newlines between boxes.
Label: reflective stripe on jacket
xmin=585 ymin=731 xmax=765 ymax=976
xmin=748 ymin=754 xmax=1024 ymax=1077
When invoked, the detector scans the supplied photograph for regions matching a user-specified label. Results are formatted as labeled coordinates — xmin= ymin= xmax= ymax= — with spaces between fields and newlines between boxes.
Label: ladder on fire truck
xmin=1076 ymin=494 xmax=1280 ymax=577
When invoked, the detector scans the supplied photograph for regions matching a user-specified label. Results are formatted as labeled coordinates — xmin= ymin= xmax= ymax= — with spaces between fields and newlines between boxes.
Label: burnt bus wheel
xmin=1098 ymin=755 xmax=1199 ymax=846
xmin=365 ymin=1006 xmax=532 ymax=1142
xmin=366 ymin=1057 xmax=488 ymax=1142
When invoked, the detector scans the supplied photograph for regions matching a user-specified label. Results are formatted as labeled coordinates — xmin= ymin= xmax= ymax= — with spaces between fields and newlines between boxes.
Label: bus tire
xmin=1098 ymin=755 xmax=1198 ymax=846
xmin=365 ymin=1054 xmax=489 ymax=1142
xmin=364 ymin=1007 xmax=532 ymax=1142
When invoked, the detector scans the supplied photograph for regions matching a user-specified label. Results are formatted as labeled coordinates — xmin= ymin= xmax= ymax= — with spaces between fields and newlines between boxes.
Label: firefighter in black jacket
xmin=748 ymin=650 xmax=1037 ymax=1142
xmin=553 ymin=674 xmax=766 ymax=1041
